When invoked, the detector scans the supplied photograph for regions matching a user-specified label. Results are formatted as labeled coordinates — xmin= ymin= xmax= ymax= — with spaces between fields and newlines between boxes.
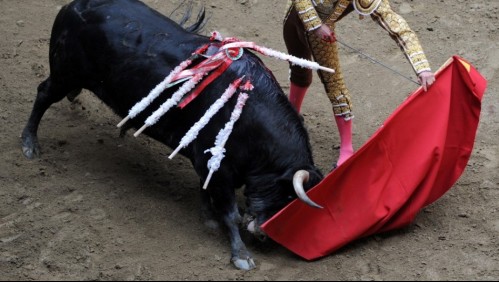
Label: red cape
xmin=261 ymin=56 xmax=487 ymax=260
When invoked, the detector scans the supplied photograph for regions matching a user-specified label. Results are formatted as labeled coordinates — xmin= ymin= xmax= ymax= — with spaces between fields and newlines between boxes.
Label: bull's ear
xmin=276 ymin=169 xmax=295 ymax=186
xmin=305 ymin=168 xmax=323 ymax=190
xmin=277 ymin=167 xmax=323 ymax=190
xmin=285 ymin=166 xmax=323 ymax=191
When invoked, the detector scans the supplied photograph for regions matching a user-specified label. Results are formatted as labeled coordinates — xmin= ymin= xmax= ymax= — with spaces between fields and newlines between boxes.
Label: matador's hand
xmin=418 ymin=71 xmax=436 ymax=92
xmin=314 ymin=24 xmax=336 ymax=43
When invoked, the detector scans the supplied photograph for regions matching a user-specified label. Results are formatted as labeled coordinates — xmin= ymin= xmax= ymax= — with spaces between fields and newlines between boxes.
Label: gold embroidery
xmin=373 ymin=0 xmax=431 ymax=73
xmin=285 ymin=0 xmax=432 ymax=117
xmin=324 ymin=0 xmax=352 ymax=26
xmin=287 ymin=0 xmax=431 ymax=74
xmin=291 ymin=0 xmax=323 ymax=31
xmin=353 ymin=0 xmax=382 ymax=15
xmin=307 ymin=26 xmax=353 ymax=118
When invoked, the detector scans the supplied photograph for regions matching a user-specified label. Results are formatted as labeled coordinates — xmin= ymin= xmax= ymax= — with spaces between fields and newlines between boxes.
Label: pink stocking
xmin=289 ymin=83 xmax=308 ymax=113
xmin=335 ymin=116 xmax=354 ymax=166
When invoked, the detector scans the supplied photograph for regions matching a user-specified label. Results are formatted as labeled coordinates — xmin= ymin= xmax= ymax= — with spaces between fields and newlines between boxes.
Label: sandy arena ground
xmin=0 ymin=0 xmax=498 ymax=280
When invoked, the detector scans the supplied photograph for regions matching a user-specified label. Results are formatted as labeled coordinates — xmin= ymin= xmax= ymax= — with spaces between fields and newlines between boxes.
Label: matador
xmin=284 ymin=0 xmax=436 ymax=167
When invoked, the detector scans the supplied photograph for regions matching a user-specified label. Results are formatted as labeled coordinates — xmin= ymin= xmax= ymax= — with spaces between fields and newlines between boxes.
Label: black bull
xmin=21 ymin=0 xmax=324 ymax=270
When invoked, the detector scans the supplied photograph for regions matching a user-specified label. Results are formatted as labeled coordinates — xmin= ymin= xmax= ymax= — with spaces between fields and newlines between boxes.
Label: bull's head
xmin=243 ymin=168 xmax=323 ymax=240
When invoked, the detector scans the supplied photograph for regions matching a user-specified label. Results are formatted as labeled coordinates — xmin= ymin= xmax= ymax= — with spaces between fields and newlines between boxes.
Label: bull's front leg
xmin=224 ymin=201 xmax=256 ymax=270
xmin=209 ymin=186 xmax=256 ymax=270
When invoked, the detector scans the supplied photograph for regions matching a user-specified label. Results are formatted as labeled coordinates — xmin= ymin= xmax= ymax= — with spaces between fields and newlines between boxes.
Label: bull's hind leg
xmin=21 ymin=77 xmax=81 ymax=159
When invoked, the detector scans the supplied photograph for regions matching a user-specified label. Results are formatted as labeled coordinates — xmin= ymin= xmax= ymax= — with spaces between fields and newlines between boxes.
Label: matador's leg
xmin=283 ymin=7 xmax=314 ymax=113
xmin=307 ymin=24 xmax=353 ymax=120
xmin=308 ymin=26 xmax=354 ymax=167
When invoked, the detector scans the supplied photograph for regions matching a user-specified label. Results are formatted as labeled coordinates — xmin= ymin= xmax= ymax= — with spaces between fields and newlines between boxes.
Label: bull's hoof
xmin=21 ymin=136 xmax=40 ymax=159
xmin=232 ymin=256 xmax=256 ymax=271
xmin=22 ymin=144 xmax=40 ymax=159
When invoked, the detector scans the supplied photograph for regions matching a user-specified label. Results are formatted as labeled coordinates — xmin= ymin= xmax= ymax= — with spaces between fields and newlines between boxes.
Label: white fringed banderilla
xmin=116 ymin=59 xmax=194 ymax=128
xmin=117 ymin=33 xmax=335 ymax=188
xmin=221 ymin=42 xmax=335 ymax=74
xmin=169 ymin=77 xmax=245 ymax=160
xmin=133 ymin=72 xmax=206 ymax=137
xmin=203 ymin=92 xmax=249 ymax=189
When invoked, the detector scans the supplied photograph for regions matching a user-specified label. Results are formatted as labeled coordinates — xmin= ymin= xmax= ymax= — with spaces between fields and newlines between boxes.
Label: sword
xmin=336 ymin=39 xmax=421 ymax=86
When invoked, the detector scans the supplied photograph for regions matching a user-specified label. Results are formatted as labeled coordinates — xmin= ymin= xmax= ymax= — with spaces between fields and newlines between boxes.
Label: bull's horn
xmin=293 ymin=170 xmax=323 ymax=209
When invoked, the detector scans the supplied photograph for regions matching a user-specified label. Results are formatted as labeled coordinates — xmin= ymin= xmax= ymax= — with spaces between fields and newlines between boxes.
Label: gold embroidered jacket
xmin=287 ymin=0 xmax=431 ymax=74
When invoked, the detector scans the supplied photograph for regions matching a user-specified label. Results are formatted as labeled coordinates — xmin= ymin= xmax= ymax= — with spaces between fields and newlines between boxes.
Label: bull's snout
xmin=243 ymin=214 xmax=268 ymax=242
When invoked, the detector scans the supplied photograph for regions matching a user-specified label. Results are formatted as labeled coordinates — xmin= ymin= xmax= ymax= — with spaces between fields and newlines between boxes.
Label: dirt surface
xmin=1 ymin=0 xmax=498 ymax=280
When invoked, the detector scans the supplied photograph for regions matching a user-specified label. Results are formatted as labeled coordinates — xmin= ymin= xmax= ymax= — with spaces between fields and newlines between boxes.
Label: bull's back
xmin=48 ymin=0 xmax=211 ymax=125
xmin=49 ymin=0 xmax=207 ymax=89
xmin=46 ymin=0 xmax=315 ymax=174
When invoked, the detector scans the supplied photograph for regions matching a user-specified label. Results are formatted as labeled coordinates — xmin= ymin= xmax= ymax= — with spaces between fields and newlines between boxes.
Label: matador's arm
xmin=370 ymin=0 xmax=432 ymax=75
xmin=290 ymin=0 xmax=323 ymax=32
